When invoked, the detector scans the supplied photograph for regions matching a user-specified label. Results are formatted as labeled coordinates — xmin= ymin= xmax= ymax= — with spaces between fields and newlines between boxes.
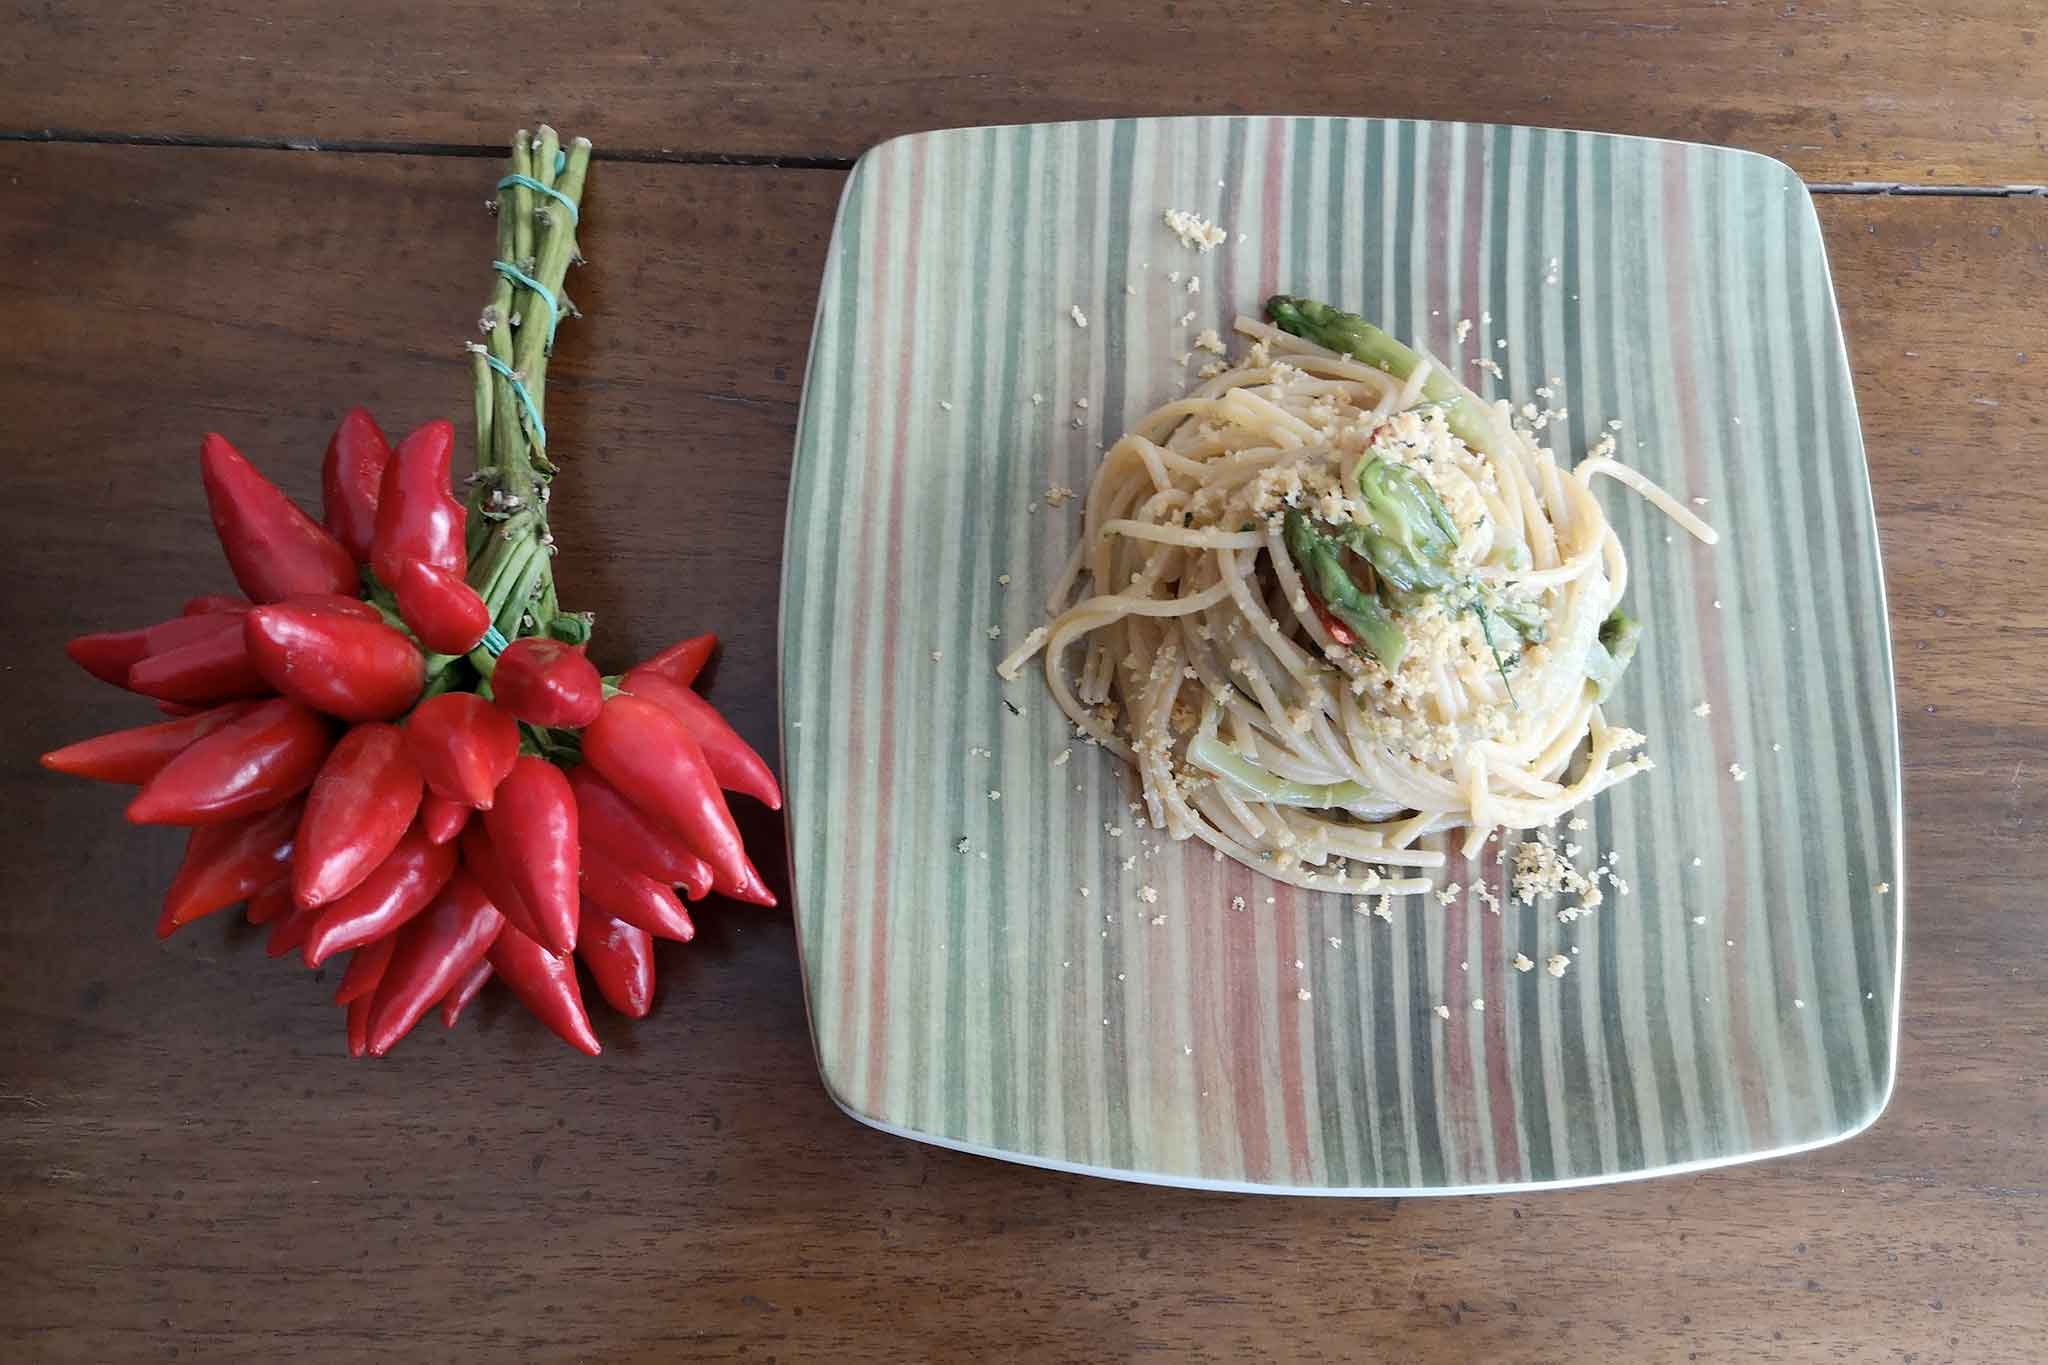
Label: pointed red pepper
xmin=301 ymin=824 xmax=459 ymax=967
xmin=439 ymin=958 xmax=493 ymax=1028
xmin=404 ymin=692 xmax=519 ymax=808
xmin=346 ymin=994 xmax=371 ymax=1057
xmin=334 ymin=933 xmax=398 ymax=1006
xmin=128 ymin=699 xmax=332 ymax=826
xmin=182 ymin=593 xmax=250 ymax=616
xmin=482 ymin=757 xmax=579 ymax=956
xmin=125 ymin=620 xmax=270 ymax=706
xmin=68 ymin=609 xmax=246 ymax=688
xmin=583 ymin=694 xmax=750 ymax=893
xmin=266 ymin=894 xmax=325 ymax=958
xmin=715 ymin=855 xmax=779 ymax=908
xmin=244 ymin=602 xmax=425 ymax=722
xmin=621 ymin=669 xmax=782 ymax=809
xmin=244 ymin=880 xmax=292 ymax=926
xmin=579 ymin=849 xmax=696 ymax=943
xmin=488 ymin=925 xmax=601 ymax=1055
xmin=576 ymin=909 xmax=655 ymax=1018
xmin=365 ymin=873 xmax=503 ymax=1055
xmin=568 ymin=767 xmax=713 ymax=896
xmin=321 ymin=406 xmax=392 ymax=565
xmin=457 ymin=821 xmax=551 ymax=948
xmin=393 ymin=558 xmax=492 ymax=654
xmin=292 ymin=723 xmax=425 ymax=909
xmin=41 ymin=701 xmax=257 ymax=785
xmin=156 ymin=798 xmax=304 ymax=934
xmin=200 ymin=432 xmax=358 ymax=603
xmin=420 ymin=791 xmax=472 ymax=844
xmin=637 ymin=632 xmax=716 ymax=688
xmin=490 ymin=637 xmax=602 ymax=728
xmin=370 ymin=419 xmax=465 ymax=588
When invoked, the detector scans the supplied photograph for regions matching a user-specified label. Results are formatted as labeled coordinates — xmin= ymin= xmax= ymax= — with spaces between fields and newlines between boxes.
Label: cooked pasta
xmin=999 ymin=296 xmax=1717 ymax=898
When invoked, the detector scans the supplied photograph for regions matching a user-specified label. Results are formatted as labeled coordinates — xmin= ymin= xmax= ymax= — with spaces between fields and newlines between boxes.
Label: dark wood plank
xmin=6 ymin=1 xmax=2048 ymax=185
xmin=1 ymin=143 xmax=2044 ymax=1363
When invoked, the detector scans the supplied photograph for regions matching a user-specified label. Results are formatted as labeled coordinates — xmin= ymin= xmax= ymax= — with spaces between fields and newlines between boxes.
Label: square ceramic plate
xmin=779 ymin=117 xmax=1903 ymax=1193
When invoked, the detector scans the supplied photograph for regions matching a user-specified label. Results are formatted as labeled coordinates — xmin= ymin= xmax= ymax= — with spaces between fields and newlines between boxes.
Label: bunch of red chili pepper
xmin=40 ymin=127 xmax=780 ymax=1057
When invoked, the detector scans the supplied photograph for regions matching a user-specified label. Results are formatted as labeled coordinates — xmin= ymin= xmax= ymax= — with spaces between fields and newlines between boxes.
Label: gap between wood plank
xmin=4 ymin=126 xmax=2045 ymax=196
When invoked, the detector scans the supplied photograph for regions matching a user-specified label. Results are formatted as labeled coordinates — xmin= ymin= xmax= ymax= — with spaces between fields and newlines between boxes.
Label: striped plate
xmin=779 ymin=117 xmax=1902 ymax=1194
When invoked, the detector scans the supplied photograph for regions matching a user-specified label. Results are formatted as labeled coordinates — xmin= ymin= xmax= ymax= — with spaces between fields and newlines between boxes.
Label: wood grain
xmin=4 ymin=1 xmax=2047 ymax=185
xmin=1 ymin=142 xmax=2043 ymax=1363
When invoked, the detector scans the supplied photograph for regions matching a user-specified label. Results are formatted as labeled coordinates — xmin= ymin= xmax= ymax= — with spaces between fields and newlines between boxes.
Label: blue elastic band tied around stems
xmin=492 ymin=258 xmax=561 ymax=349
xmin=481 ymin=625 xmax=510 ymax=657
xmin=479 ymin=351 xmax=546 ymax=453
xmin=495 ymin=172 xmax=579 ymax=224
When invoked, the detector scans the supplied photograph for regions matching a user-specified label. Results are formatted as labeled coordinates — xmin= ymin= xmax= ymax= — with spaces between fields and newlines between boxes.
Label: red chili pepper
xmin=365 ymin=873 xmax=503 ymax=1056
xmin=482 ymin=757 xmax=579 ymax=956
xmin=301 ymin=824 xmax=459 ymax=967
xmin=567 ymin=767 xmax=713 ymax=897
xmin=576 ymin=909 xmax=655 ymax=1019
xmin=439 ymin=958 xmax=493 ymax=1028
xmin=622 ymin=669 xmax=782 ymax=810
xmin=266 ymin=894 xmax=326 ymax=958
xmin=488 ymin=925 xmax=601 ymax=1055
xmin=156 ymin=799 xmax=303 ymax=935
xmin=244 ymin=602 xmax=425 ymax=722
xmin=128 ymin=699 xmax=331 ymax=826
xmin=67 ymin=609 xmax=247 ymax=689
xmin=638 ymin=632 xmax=717 ymax=689
xmin=321 ymin=407 xmax=392 ymax=565
xmin=420 ymin=791 xmax=472 ymax=844
xmin=333 ymin=932 xmax=397 ymax=1005
xmin=404 ymin=692 xmax=519 ymax=809
xmin=346 ymin=994 xmax=371 ymax=1057
xmin=200 ymin=432 xmax=358 ymax=603
xmin=457 ymin=821 xmax=551 ymax=948
xmin=293 ymin=723 xmax=425 ymax=909
xmin=279 ymin=591 xmax=385 ymax=622
xmin=393 ymin=558 xmax=492 ymax=654
xmin=41 ymin=701 xmax=256 ymax=785
xmin=580 ymin=850 xmax=696 ymax=942
xmin=583 ymin=694 xmax=751 ymax=892
xmin=244 ymin=879 xmax=292 ymax=926
xmin=1303 ymin=585 xmax=1356 ymax=648
xmin=370 ymin=419 xmax=465 ymax=588
xmin=489 ymin=637 xmax=602 ymax=728
xmin=125 ymin=620 xmax=270 ymax=706
xmin=716 ymin=855 xmax=779 ymax=908
xmin=182 ymin=593 xmax=250 ymax=616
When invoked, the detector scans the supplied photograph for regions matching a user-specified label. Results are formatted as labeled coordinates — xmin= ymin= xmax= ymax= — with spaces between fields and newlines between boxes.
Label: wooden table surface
xmin=3 ymin=5 xmax=2044 ymax=1362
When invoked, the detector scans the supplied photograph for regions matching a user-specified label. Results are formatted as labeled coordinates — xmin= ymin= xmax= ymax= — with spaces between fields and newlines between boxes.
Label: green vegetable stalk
xmin=1187 ymin=733 xmax=1375 ymax=809
xmin=1352 ymin=457 xmax=1460 ymax=597
xmin=466 ymin=126 xmax=594 ymax=654
xmin=1266 ymin=294 xmax=1499 ymax=453
xmin=1584 ymin=610 xmax=1642 ymax=700
xmin=1283 ymin=509 xmax=1406 ymax=666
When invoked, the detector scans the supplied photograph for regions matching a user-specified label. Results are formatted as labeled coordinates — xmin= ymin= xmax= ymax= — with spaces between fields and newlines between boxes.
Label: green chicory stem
xmin=1352 ymin=456 xmax=1460 ymax=595
xmin=1584 ymin=610 xmax=1642 ymax=700
xmin=1266 ymin=294 xmax=1500 ymax=452
xmin=1188 ymin=733 xmax=1375 ymax=808
xmin=1283 ymin=509 xmax=1406 ymax=666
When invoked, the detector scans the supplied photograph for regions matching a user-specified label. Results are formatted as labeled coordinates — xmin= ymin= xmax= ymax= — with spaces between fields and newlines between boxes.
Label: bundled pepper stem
xmin=468 ymin=126 xmax=592 ymax=653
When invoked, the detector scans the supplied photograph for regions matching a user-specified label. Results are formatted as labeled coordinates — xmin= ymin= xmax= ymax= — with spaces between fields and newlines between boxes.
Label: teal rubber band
xmin=495 ymin=173 xmax=579 ymax=224
xmin=481 ymin=625 xmax=510 ymax=657
xmin=555 ymin=149 xmax=567 ymax=176
xmin=492 ymin=259 xmax=560 ymax=347
xmin=481 ymin=352 xmax=546 ymax=452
